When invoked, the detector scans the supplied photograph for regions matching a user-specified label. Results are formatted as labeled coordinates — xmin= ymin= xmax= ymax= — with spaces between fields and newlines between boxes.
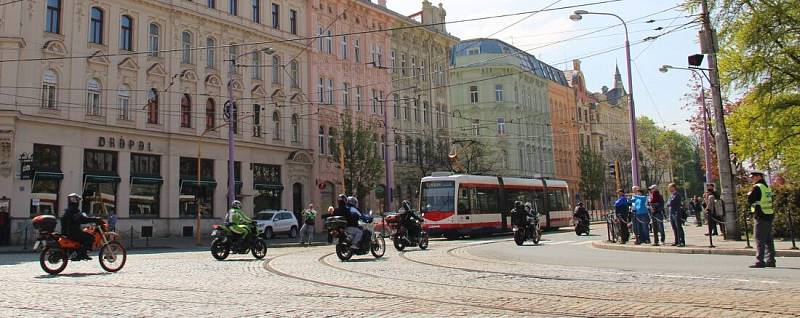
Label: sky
xmin=387 ymin=0 xmax=702 ymax=136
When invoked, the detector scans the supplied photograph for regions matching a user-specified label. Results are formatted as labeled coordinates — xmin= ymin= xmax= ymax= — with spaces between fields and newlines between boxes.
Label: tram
xmin=418 ymin=174 xmax=571 ymax=238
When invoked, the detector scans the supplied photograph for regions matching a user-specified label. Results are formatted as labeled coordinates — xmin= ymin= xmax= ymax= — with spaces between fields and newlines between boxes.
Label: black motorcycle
xmin=513 ymin=216 xmax=541 ymax=246
xmin=574 ymin=215 xmax=591 ymax=236
xmin=210 ymin=222 xmax=268 ymax=260
xmin=386 ymin=214 xmax=429 ymax=251
xmin=325 ymin=215 xmax=386 ymax=261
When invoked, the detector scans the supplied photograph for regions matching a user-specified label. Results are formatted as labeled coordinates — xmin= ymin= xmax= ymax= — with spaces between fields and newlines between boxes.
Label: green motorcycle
xmin=210 ymin=222 xmax=268 ymax=260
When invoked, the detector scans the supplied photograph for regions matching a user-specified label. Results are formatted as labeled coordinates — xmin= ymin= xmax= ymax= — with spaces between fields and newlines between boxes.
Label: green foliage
xmin=578 ymin=147 xmax=605 ymax=207
xmin=636 ymin=117 xmax=704 ymax=194
xmin=330 ymin=114 xmax=384 ymax=204
xmin=736 ymin=183 xmax=800 ymax=239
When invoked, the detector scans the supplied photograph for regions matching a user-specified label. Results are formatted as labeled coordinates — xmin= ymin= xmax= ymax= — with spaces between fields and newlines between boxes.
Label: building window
xmin=472 ymin=120 xmax=480 ymax=136
xmin=228 ymin=44 xmax=238 ymax=74
xmin=340 ymin=36 xmax=348 ymax=59
xmin=271 ymin=3 xmax=280 ymax=28
xmin=253 ymin=104 xmax=262 ymax=137
xmin=371 ymin=89 xmax=377 ymax=113
xmin=413 ymin=99 xmax=419 ymax=121
xmin=30 ymin=144 xmax=62 ymax=217
xmin=390 ymin=50 xmax=395 ymax=72
xmin=231 ymin=102 xmax=239 ymax=134
xmin=318 ymin=126 xmax=325 ymax=155
xmin=252 ymin=0 xmax=261 ymax=23
xmin=118 ymin=85 xmax=131 ymax=120
xmin=291 ymin=114 xmax=299 ymax=142
xmin=393 ymin=94 xmax=399 ymax=118
xmin=289 ymin=9 xmax=298 ymax=35
xmin=120 ymin=15 xmax=133 ymax=51
xmin=180 ymin=94 xmax=192 ymax=128
xmin=400 ymin=53 xmax=407 ymax=76
xmin=252 ymin=51 xmax=262 ymax=80
xmin=380 ymin=135 xmax=385 ymax=160
xmin=89 ymin=7 xmax=104 ymax=44
xmin=206 ymin=38 xmax=216 ymax=68
xmin=395 ymin=138 xmax=401 ymax=162
xmin=469 ymin=86 xmax=478 ymax=103
xmin=497 ymin=117 xmax=505 ymax=135
xmin=327 ymin=79 xmax=334 ymax=105
xmin=82 ymin=149 xmax=118 ymax=216
xmin=181 ymin=31 xmax=192 ymax=64
xmin=147 ymin=89 xmax=158 ymax=124
xmin=179 ymin=157 xmax=215 ymax=218
xmin=148 ymin=24 xmax=160 ymax=57
xmin=272 ymin=111 xmax=281 ymax=139
xmin=328 ymin=127 xmax=336 ymax=155
xmin=467 ymin=47 xmax=480 ymax=55
xmin=45 ymin=0 xmax=61 ymax=34
xmin=356 ymin=86 xmax=362 ymax=111
xmin=423 ymin=102 xmax=429 ymax=123
xmin=420 ymin=60 xmax=426 ymax=81
xmin=324 ymin=30 xmax=332 ymax=54
xmin=403 ymin=98 xmax=410 ymax=119
xmin=316 ymin=25 xmax=324 ymax=51
xmin=317 ymin=77 xmax=324 ymax=104
xmin=41 ymin=70 xmax=57 ymax=109
xmin=289 ymin=60 xmax=299 ymax=88
xmin=208 ymin=0 xmax=216 ymax=9
xmin=495 ymin=84 xmax=504 ymax=102
xmin=130 ymin=153 xmax=161 ymax=218
xmin=354 ymin=39 xmax=360 ymax=62
xmin=205 ymin=98 xmax=216 ymax=130
xmin=229 ymin=0 xmax=238 ymax=15
xmin=86 ymin=79 xmax=102 ymax=116
xmin=342 ymin=83 xmax=349 ymax=108
xmin=411 ymin=56 xmax=416 ymax=77
xmin=271 ymin=55 xmax=281 ymax=84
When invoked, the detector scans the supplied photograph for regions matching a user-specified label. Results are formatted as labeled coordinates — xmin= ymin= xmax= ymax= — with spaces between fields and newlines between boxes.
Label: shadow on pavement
xmin=35 ymin=272 xmax=113 ymax=279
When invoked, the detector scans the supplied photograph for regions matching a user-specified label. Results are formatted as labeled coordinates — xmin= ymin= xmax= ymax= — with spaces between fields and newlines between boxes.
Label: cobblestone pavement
xmin=1 ymin=234 xmax=799 ymax=317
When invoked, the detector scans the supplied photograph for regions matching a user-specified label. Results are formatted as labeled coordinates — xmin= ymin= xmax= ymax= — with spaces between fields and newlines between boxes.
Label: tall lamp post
xmin=223 ymin=46 xmax=275 ymax=207
xmin=659 ymin=65 xmax=713 ymax=184
xmin=375 ymin=86 xmax=419 ymax=213
xmin=571 ymin=10 xmax=641 ymax=188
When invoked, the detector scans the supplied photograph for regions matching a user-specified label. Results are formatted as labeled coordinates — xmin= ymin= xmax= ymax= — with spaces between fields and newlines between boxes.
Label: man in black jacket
xmin=61 ymin=193 xmax=99 ymax=261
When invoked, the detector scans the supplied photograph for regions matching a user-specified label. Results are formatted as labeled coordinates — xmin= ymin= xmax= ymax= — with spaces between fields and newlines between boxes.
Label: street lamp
xmin=659 ymin=64 xmax=713 ymax=184
xmin=223 ymin=46 xmax=274 ymax=208
xmin=570 ymin=10 xmax=641 ymax=188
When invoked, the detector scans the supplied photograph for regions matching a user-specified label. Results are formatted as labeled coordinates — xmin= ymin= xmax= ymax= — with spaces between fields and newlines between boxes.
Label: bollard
xmin=742 ymin=209 xmax=752 ymax=248
xmin=787 ymin=205 xmax=798 ymax=250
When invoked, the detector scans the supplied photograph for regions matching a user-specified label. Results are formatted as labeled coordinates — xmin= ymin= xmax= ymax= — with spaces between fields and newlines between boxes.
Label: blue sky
xmin=387 ymin=0 xmax=701 ymax=136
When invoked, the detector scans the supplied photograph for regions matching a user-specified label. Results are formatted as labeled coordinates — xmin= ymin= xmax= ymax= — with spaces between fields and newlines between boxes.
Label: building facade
xmin=591 ymin=66 xmax=632 ymax=197
xmin=449 ymin=39 xmax=559 ymax=179
xmin=384 ymin=1 xmax=458 ymax=208
xmin=0 ymin=0 xmax=315 ymax=243
xmin=549 ymin=67 xmax=580 ymax=203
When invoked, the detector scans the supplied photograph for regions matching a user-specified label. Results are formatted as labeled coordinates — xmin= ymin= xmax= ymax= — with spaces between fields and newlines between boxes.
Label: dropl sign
xmin=98 ymin=137 xmax=153 ymax=152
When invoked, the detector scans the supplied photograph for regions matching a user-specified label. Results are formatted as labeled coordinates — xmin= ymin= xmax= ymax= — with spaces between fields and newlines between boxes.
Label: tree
xmin=578 ymin=147 xmax=605 ymax=209
xmin=330 ymin=113 xmax=384 ymax=205
xmin=449 ymin=140 xmax=496 ymax=175
xmin=637 ymin=117 xmax=669 ymax=187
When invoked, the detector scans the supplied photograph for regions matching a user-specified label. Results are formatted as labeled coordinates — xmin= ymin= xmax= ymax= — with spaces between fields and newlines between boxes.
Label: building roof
xmin=451 ymin=38 xmax=568 ymax=86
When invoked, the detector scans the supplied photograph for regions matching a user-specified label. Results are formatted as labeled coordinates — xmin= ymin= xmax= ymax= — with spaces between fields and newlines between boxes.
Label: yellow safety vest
xmin=751 ymin=183 xmax=773 ymax=215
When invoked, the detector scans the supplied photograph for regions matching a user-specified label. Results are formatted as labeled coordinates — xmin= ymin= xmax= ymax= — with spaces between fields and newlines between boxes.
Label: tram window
xmin=420 ymin=181 xmax=455 ymax=212
xmin=548 ymin=189 xmax=566 ymax=211
xmin=458 ymin=188 xmax=472 ymax=214
xmin=505 ymin=189 xmax=531 ymax=212
xmin=476 ymin=188 xmax=498 ymax=214
xmin=534 ymin=189 xmax=546 ymax=213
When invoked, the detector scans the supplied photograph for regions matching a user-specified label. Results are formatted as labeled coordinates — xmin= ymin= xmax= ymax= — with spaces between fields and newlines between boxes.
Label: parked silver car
xmin=253 ymin=210 xmax=299 ymax=239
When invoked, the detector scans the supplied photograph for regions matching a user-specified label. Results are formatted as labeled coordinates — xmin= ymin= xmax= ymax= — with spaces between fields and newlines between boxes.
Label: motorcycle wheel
xmin=211 ymin=238 xmax=230 ymax=260
xmin=251 ymin=238 xmax=268 ymax=259
xmin=419 ymin=233 xmax=429 ymax=250
xmin=532 ymin=228 xmax=541 ymax=245
xmin=393 ymin=236 xmax=406 ymax=251
xmin=371 ymin=235 xmax=386 ymax=258
xmin=335 ymin=242 xmax=353 ymax=261
xmin=514 ymin=231 xmax=525 ymax=246
xmin=575 ymin=226 xmax=582 ymax=236
xmin=99 ymin=242 xmax=127 ymax=273
xmin=39 ymin=247 xmax=68 ymax=275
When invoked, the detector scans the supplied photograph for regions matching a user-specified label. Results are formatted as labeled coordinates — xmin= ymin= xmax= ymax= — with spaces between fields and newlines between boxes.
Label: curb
xmin=0 ymin=241 xmax=329 ymax=254
xmin=591 ymin=241 xmax=800 ymax=257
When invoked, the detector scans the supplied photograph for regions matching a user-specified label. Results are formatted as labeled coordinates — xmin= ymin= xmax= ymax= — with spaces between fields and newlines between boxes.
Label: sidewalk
xmin=592 ymin=217 xmax=800 ymax=257
xmin=0 ymin=233 xmax=330 ymax=254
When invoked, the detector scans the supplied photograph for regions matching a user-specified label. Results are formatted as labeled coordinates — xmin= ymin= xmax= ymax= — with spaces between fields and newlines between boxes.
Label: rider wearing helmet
xmin=510 ymin=201 xmax=528 ymax=227
xmin=524 ymin=202 xmax=538 ymax=220
xmin=398 ymin=200 xmax=423 ymax=241
xmin=345 ymin=196 xmax=365 ymax=250
xmin=227 ymin=200 xmax=253 ymax=239
xmin=60 ymin=193 xmax=100 ymax=261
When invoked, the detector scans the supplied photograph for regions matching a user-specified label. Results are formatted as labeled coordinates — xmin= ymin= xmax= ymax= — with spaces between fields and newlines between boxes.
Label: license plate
xmin=33 ymin=241 xmax=41 ymax=250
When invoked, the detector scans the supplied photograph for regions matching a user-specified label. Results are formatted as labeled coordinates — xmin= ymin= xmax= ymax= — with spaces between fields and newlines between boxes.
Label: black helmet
xmin=401 ymin=200 xmax=412 ymax=212
xmin=577 ymin=202 xmax=583 ymax=206
xmin=514 ymin=201 xmax=523 ymax=209
xmin=337 ymin=194 xmax=347 ymax=203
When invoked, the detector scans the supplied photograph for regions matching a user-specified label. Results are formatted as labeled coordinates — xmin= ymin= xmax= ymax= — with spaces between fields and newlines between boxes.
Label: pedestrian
xmin=691 ymin=196 xmax=703 ymax=227
xmin=108 ymin=211 xmax=117 ymax=232
xmin=325 ymin=206 xmax=334 ymax=244
xmin=667 ymin=183 xmax=685 ymax=247
xmin=630 ymin=186 xmax=651 ymax=245
xmin=648 ymin=185 xmax=666 ymax=246
xmin=748 ymin=170 xmax=776 ymax=268
xmin=704 ymin=185 xmax=723 ymax=236
xmin=613 ymin=189 xmax=630 ymax=243
xmin=299 ymin=203 xmax=317 ymax=246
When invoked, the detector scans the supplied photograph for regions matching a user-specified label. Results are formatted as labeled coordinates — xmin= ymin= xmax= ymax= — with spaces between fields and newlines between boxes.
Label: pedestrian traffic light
xmin=688 ymin=54 xmax=705 ymax=67
xmin=608 ymin=164 xmax=616 ymax=177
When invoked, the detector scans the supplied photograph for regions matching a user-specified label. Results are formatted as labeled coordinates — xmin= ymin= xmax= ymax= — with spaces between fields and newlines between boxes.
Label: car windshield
xmin=420 ymin=181 xmax=455 ymax=213
xmin=255 ymin=212 xmax=275 ymax=220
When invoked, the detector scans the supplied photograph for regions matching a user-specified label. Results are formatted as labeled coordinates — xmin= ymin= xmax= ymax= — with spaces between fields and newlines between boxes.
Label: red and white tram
xmin=418 ymin=174 xmax=571 ymax=238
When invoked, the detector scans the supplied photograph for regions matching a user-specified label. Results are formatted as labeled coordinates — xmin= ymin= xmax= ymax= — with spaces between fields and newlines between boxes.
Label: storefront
xmin=129 ymin=153 xmax=162 ymax=218
xmin=253 ymin=163 xmax=282 ymax=213
xmin=179 ymin=157 xmax=216 ymax=218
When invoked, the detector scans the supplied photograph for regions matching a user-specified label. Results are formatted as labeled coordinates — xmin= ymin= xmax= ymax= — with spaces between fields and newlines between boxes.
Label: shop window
xmin=253 ymin=164 xmax=282 ymax=211
xmin=30 ymin=144 xmax=62 ymax=217
xmin=83 ymin=149 xmax=119 ymax=217
xmin=130 ymin=153 xmax=161 ymax=218
xmin=179 ymin=157 xmax=215 ymax=218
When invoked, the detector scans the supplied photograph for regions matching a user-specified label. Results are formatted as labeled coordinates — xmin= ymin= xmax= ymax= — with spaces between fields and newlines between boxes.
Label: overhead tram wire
xmin=0 ymin=0 xmax=622 ymax=64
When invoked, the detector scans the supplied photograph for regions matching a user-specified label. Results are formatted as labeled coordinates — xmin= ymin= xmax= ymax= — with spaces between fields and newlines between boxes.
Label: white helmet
xmin=67 ymin=193 xmax=82 ymax=204
xmin=346 ymin=196 xmax=359 ymax=208
xmin=231 ymin=200 xmax=242 ymax=209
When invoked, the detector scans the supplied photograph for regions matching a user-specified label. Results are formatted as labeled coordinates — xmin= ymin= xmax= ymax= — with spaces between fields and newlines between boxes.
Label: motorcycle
xmin=325 ymin=213 xmax=386 ymax=261
xmin=210 ymin=222 xmax=268 ymax=260
xmin=513 ymin=216 xmax=541 ymax=246
xmin=32 ymin=214 xmax=126 ymax=275
xmin=385 ymin=214 xmax=429 ymax=251
xmin=574 ymin=215 xmax=591 ymax=236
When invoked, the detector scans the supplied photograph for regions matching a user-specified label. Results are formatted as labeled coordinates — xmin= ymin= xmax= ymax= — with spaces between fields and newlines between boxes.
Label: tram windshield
xmin=420 ymin=181 xmax=455 ymax=213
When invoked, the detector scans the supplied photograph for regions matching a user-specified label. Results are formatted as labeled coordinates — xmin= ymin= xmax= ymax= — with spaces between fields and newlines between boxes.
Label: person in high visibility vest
xmin=747 ymin=170 xmax=775 ymax=268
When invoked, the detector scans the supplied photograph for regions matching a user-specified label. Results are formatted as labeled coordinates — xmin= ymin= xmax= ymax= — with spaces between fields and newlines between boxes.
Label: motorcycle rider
xmin=398 ymin=200 xmax=423 ymax=242
xmin=61 ymin=193 xmax=100 ymax=261
xmin=510 ymin=201 xmax=529 ymax=228
xmin=573 ymin=202 xmax=590 ymax=226
xmin=345 ymin=196 xmax=365 ymax=250
xmin=226 ymin=200 xmax=253 ymax=241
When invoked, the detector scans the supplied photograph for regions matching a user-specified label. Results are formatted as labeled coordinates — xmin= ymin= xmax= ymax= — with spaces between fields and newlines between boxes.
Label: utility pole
xmin=700 ymin=0 xmax=739 ymax=239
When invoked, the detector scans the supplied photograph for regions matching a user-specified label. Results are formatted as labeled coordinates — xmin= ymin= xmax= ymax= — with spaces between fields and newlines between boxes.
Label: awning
xmin=180 ymin=178 xmax=217 ymax=187
xmin=130 ymin=176 xmax=164 ymax=185
xmin=84 ymin=173 xmax=121 ymax=183
xmin=254 ymin=183 xmax=284 ymax=191
xmin=34 ymin=171 xmax=64 ymax=180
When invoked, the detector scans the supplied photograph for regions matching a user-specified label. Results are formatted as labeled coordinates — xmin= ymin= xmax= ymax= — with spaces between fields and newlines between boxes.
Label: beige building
xmin=590 ymin=66 xmax=632 ymax=193
xmin=0 ymin=0 xmax=315 ymax=243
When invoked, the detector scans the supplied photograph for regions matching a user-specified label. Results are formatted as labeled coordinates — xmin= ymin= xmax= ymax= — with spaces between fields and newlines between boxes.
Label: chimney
xmin=572 ymin=59 xmax=581 ymax=71
xmin=378 ymin=0 xmax=387 ymax=7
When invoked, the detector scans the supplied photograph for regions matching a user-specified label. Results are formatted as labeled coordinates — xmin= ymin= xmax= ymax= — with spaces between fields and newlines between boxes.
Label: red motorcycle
xmin=32 ymin=215 xmax=127 ymax=275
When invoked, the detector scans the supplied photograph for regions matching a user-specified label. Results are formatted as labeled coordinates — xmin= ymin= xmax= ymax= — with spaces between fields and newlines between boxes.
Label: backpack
xmin=713 ymin=199 xmax=725 ymax=218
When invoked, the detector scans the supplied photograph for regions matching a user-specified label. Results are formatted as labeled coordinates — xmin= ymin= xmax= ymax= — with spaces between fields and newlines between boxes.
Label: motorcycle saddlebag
xmin=32 ymin=215 xmax=58 ymax=232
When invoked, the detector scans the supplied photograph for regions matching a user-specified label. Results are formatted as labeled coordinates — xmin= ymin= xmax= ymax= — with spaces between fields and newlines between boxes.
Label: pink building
xmin=306 ymin=0 xmax=394 ymax=214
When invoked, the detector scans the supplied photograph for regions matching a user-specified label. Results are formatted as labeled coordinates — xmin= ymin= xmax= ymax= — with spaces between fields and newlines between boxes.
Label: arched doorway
xmin=292 ymin=182 xmax=303 ymax=228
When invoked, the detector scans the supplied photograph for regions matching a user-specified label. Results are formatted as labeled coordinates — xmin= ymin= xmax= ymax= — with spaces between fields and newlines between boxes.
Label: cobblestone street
xmin=2 ymin=229 xmax=800 ymax=317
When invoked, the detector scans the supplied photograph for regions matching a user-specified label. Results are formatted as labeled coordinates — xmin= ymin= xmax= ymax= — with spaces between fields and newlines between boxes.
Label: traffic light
xmin=608 ymin=163 xmax=616 ymax=177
